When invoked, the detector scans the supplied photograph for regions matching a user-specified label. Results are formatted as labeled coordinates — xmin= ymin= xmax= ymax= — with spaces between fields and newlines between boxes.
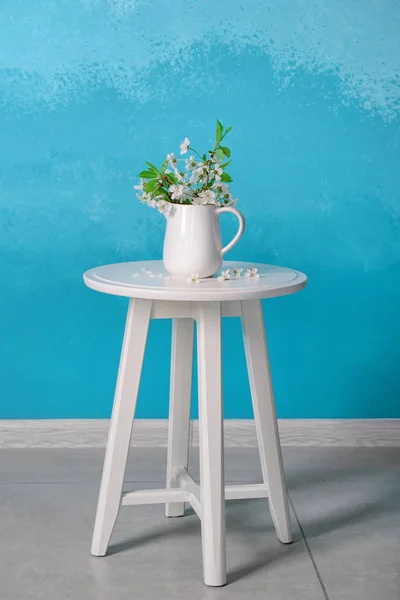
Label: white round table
xmin=84 ymin=261 xmax=307 ymax=587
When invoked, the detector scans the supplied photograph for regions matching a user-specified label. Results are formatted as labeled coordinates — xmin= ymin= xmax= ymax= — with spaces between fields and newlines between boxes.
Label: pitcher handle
xmin=216 ymin=206 xmax=245 ymax=256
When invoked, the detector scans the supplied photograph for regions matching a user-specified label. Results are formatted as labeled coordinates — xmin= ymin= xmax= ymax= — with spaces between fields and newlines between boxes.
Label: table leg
xmin=91 ymin=298 xmax=153 ymax=556
xmin=197 ymin=302 xmax=226 ymax=587
xmin=241 ymin=300 xmax=293 ymax=544
xmin=165 ymin=318 xmax=194 ymax=517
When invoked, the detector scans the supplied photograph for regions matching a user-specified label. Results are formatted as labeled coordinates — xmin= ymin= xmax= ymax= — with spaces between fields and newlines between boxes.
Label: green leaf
xmin=221 ymin=146 xmax=231 ymax=157
xmin=138 ymin=170 xmax=155 ymax=179
xmin=220 ymin=160 xmax=232 ymax=169
xmin=216 ymin=120 xmax=223 ymax=142
xmin=161 ymin=160 xmax=168 ymax=174
xmin=155 ymin=186 xmax=168 ymax=198
xmin=146 ymin=162 xmax=159 ymax=174
xmin=215 ymin=148 xmax=225 ymax=162
xmin=221 ymin=172 xmax=233 ymax=183
xmin=202 ymin=153 xmax=207 ymax=161
xmin=167 ymin=173 xmax=179 ymax=185
xmin=144 ymin=179 xmax=159 ymax=192
xmin=225 ymin=126 xmax=232 ymax=134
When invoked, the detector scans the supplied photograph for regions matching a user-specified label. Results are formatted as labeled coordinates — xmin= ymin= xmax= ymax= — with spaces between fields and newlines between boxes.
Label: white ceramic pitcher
xmin=163 ymin=204 xmax=245 ymax=278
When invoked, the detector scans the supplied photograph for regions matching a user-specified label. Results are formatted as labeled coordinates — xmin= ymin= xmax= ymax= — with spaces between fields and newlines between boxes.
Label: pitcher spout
xmin=159 ymin=203 xmax=172 ymax=219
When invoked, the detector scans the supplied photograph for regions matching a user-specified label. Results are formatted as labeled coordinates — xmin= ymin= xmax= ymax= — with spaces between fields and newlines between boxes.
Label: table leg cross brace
xmin=121 ymin=467 xmax=269 ymax=521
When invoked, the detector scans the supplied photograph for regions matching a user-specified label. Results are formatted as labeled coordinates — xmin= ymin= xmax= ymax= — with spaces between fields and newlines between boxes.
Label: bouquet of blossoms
xmin=135 ymin=120 xmax=237 ymax=213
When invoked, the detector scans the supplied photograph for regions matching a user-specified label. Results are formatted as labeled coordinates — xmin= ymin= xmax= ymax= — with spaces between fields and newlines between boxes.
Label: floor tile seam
xmin=288 ymin=493 xmax=330 ymax=600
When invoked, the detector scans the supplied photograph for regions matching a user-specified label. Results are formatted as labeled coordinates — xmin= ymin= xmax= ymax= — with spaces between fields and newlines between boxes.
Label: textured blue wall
xmin=1 ymin=0 xmax=399 ymax=419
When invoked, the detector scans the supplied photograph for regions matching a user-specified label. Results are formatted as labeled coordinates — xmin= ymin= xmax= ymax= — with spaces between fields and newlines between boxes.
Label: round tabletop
xmin=83 ymin=261 xmax=307 ymax=302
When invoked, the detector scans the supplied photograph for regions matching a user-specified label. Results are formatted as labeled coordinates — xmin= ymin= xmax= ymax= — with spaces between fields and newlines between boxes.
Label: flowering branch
xmin=135 ymin=120 xmax=237 ymax=212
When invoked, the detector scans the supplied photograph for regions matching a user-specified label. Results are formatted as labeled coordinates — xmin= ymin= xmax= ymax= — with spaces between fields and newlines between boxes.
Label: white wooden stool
xmin=83 ymin=260 xmax=307 ymax=587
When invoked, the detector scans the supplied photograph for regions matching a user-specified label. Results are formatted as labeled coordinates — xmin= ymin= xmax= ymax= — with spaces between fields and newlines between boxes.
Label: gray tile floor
xmin=1 ymin=446 xmax=399 ymax=599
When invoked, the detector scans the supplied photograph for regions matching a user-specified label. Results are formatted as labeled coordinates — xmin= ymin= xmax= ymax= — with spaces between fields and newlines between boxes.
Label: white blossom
xmin=215 ymin=181 xmax=236 ymax=206
xmin=180 ymin=137 xmax=190 ymax=155
xmin=156 ymin=199 xmax=170 ymax=215
xmin=189 ymin=168 xmax=202 ymax=184
xmin=137 ymin=191 xmax=152 ymax=204
xmin=212 ymin=182 xmax=229 ymax=194
xmin=187 ymin=273 xmax=200 ymax=284
xmin=212 ymin=181 xmax=233 ymax=199
xmin=185 ymin=156 xmax=197 ymax=171
xmin=134 ymin=178 xmax=145 ymax=191
xmin=232 ymin=266 xmax=243 ymax=278
xmin=169 ymin=184 xmax=186 ymax=200
xmin=244 ymin=268 xmax=260 ymax=279
xmin=222 ymin=190 xmax=232 ymax=202
xmin=218 ymin=269 xmax=231 ymax=282
xmin=174 ymin=169 xmax=184 ymax=182
xmin=197 ymin=189 xmax=216 ymax=205
xmin=213 ymin=165 xmax=223 ymax=181
xmin=167 ymin=152 xmax=177 ymax=166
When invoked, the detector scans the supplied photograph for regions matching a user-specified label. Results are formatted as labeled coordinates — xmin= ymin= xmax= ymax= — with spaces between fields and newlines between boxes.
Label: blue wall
xmin=1 ymin=0 xmax=399 ymax=419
